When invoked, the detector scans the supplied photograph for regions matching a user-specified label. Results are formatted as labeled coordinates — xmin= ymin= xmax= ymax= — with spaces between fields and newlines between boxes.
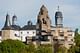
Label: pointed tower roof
xmin=4 ymin=13 xmax=11 ymax=27
xmin=2 ymin=13 xmax=12 ymax=30
xmin=38 ymin=5 xmax=48 ymax=16
xmin=40 ymin=5 xmax=48 ymax=12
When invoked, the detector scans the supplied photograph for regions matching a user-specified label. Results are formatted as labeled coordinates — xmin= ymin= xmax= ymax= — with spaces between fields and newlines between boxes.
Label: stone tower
xmin=36 ymin=5 xmax=52 ymax=44
xmin=2 ymin=14 xmax=14 ymax=40
xmin=55 ymin=6 xmax=63 ymax=27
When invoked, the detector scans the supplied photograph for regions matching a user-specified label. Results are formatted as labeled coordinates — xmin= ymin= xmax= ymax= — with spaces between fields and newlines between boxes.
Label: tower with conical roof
xmin=2 ymin=14 xmax=14 ymax=40
xmin=2 ymin=14 xmax=12 ymax=30
xmin=55 ymin=6 xmax=63 ymax=27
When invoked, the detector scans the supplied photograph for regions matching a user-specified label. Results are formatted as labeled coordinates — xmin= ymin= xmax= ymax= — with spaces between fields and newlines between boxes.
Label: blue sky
xmin=0 ymin=0 xmax=80 ymax=30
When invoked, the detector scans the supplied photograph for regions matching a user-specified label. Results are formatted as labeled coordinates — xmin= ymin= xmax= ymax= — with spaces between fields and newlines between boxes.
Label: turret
xmin=12 ymin=15 xmax=17 ymax=25
xmin=27 ymin=20 xmax=32 ymax=26
xmin=55 ymin=6 xmax=63 ymax=27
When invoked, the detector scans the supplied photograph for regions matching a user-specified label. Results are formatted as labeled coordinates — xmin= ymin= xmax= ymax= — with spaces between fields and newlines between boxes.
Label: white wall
xmin=20 ymin=30 xmax=36 ymax=42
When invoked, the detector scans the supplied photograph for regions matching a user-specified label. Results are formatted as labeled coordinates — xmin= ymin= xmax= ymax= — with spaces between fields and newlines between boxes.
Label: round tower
xmin=12 ymin=15 xmax=17 ymax=25
xmin=55 ymin=6 xmax=63 ymax=27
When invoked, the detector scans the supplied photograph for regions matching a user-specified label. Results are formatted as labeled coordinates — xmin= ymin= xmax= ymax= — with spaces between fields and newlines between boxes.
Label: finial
xmin=58 ymin=5 xmax=59 ymax=11
xmin=41 ymin=5 xmax=45 ymax=8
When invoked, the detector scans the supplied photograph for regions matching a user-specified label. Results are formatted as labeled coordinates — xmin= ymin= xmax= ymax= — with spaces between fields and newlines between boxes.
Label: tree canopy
xmin=68 ymin=28 xmax=80 ymax=53
xmin=0 ymin=39 xmax=52 ymax=53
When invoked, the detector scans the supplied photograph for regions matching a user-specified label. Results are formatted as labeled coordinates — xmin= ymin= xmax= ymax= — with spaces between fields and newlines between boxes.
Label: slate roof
xmin=21 ymin=25 xmax=36 ymax=30
xmin=2 ymin=26 xmax=13 ymax=30
xmin=55 ymin=11 xmax=63 ymax=18
xmin=11 ymin=25 xmax=21 ymax=30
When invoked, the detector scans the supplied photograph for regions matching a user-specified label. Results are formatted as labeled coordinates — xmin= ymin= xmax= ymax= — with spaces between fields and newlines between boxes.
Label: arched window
xmin=42 ymin=18 xmax=46 ymax=24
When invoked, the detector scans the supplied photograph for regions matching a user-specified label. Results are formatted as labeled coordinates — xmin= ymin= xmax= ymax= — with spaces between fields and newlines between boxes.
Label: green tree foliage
xmin=0 ymin=39 xmax=52 ymax=53
xmin=75 ymin=28 xmax=78 ymax=36
xmin=57 ymin=46 xmax=67 ymax=53
xmin=74 ymin=32 xmax=80 ymax=47
xmin=0 ymin=39 xmax=26 ymax=53
xmin=25 ymin=43 xmax=35 ymax=53
xmin=68 ymin=28 xmax=80 ymax=53
xmin=35 ymin=44 xmax=52 ymax=53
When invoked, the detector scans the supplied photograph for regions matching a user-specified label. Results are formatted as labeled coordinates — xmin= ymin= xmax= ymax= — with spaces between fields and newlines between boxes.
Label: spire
xmin=55 ymin=6 xmax=63 ymax=27
xmin=58 ymin=5 xmax=59 ymax=11
xmin=40 ymin=5 xmax=48 ymax=12
xmin=12 ymin=14 xmax=17 ymax=25
xmin=39 ymin=5 xmax=48 ymax=15
xmin=2 ymin=13 xmax=12 ymax=30
xmin=4 ymin=13 xmax=11 ymax=27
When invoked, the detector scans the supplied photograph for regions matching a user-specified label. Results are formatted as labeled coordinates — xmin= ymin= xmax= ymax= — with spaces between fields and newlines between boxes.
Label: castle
xmin=0 ymin=5 xmax=74 ymax=49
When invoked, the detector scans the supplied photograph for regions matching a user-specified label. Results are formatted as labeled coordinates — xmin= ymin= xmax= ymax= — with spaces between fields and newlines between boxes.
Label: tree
xmin=0 ymin=39 xmax=27 ymax=53
xmin=57 ymin=46 xmax=67 ymax=53
xmin=35 ymin=44 xmax=52 ymax=53
xmin=25 ymin=43 xmax=35 ymax=53
xmin=75 ymin=28 xmax=78 ymax=36
xmin=68 ymin=28 xmax=80 ymax=53
xmin=0 ymin=39 xmax=53 ymax=53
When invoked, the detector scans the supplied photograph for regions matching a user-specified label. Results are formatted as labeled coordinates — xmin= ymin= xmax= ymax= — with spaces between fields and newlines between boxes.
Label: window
xmin=33 ymin=32 xmax=35 ymax=34
xmin=32 ymin=36 xmax=36 ymax=41
xmin=69 ymin=44 xmax=73 ymax=45
xmin=40 ymin=36 xmax=49 ymax=41
xmin=27 ymin=32 xmax=29 ymax=34
xmin=41 ymin=10 xmax=43 ymax=15
xmin=53 ymin=39 xmax=58 ymax=41
xmin=60 ymin=34 xmax=64 ymax=36
xmin=42 ymin=18 xmax=46 ymax=24
xmin=15 ymin=34 xmax=19 ymax=37
xmin=15 ymin=34 xmax=17 ymax=36
xmin=60 ymin=39 xmax=64 ymax=41
xmin=68 ymin=34 xmax=72 ymax=36
xmin=21 ymin=32 xmax=22 ymax=34
xmin=37 ymin=19 xmax=39 ymax=23
xmin=71 ymin=39 xmax=73 ymax=41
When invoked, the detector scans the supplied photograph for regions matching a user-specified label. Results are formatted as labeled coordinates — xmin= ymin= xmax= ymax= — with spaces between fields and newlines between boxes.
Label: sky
xmin=0 ymin=0 xmax=80 ymax=30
